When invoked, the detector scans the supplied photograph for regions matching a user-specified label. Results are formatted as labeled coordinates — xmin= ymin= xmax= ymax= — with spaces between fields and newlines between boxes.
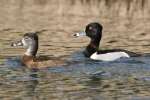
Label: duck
xmin=11 ymin=32 xmax=66 ymax=69
xmin=73 ymin=22 xmax=139 ymax=61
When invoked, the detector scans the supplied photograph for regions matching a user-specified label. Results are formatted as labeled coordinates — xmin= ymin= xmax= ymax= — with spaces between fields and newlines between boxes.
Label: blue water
xmin=0 ymin=51 xmax=150 ymax=100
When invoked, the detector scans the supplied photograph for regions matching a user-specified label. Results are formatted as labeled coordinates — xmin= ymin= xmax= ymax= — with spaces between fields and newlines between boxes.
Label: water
xmin=0 ymin=16 xmax=150 ymax=100
xmin=0 ymin=1 xmax=150 ymax=99
xmin=1 ymin=53 xmax=150 ymax=100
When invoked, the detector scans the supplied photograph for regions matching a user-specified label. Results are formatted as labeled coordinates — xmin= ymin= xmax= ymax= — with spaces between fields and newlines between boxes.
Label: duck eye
xmin=89 ymin=26 xmax=93 ymax=30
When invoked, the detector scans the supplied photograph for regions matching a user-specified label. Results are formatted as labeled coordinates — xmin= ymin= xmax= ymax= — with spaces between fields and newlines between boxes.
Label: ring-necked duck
xmin=74 ymin=22 xmax=139 ymax=61
xmin=11 ymin=32 xmax=65 ymax=69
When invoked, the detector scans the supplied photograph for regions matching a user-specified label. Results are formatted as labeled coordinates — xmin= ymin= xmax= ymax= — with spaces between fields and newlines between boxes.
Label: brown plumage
xmin=11 ymin=32 xmax=66 ymax=69
xmin=22 ymin=55 xmax=66 ymax=69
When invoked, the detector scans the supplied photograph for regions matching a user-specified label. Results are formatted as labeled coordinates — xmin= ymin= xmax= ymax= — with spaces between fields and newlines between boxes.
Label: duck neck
xmin=24 ymin=45 xmax=38 ymax=57
xmin=84 ymin=39 xmax=100 ymax=57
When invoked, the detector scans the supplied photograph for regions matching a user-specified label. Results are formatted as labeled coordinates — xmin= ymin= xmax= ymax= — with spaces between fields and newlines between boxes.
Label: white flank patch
xmin=90 ymin=52 xmax=130 ymax=61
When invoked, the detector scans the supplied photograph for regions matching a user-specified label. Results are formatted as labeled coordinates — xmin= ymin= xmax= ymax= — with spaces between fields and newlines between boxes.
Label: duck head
xmin=11 ymin=32 xmax=38 ymax=57
xmin=74 ymin=22 xmax=103 ymax=57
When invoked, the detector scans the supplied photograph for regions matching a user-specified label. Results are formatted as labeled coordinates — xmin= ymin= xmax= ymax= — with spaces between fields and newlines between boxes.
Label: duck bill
xmin=73 ymin=32 xmax=86 ymax=37
xmin=11 ymin=40 xmax=23 ymax=47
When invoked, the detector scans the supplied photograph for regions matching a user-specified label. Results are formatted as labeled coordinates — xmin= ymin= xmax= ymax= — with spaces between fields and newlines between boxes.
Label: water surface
xmin=0 ymin=16 xmax=150 ymax=100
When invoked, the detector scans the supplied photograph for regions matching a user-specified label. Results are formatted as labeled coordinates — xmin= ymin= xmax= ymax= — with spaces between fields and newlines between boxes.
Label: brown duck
xmin=11 ymin=32 xmax=66 ymax=69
